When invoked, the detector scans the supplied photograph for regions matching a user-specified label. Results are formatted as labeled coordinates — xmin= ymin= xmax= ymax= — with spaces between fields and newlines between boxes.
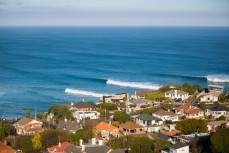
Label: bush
xmin=211 ymin=128 xmax=229 ymax=153
xmin=113 ymin=111 xmax=130 ymax=123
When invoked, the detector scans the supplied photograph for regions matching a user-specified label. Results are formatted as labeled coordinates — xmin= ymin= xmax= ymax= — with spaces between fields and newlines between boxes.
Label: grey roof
xmin=170 ymin=143 xmax=188 ymax=149
xmin=129 ymin=110 xmax=143 ymax=116
xmin=15 ymin=117 xmax=31 ymax=125
xmin=136 ymin=113 xmax=162 ymax=121
xmin=73 ymin=102 xmax=97 ymax=108
xmin=132 ymin=99 xmax=152 ymax=104
xmin=117 ymin=105 xmax=126 ymax=108
xmin=208 ymin=105 xmax=229 ymax=111
xmin=57 ymin=121 xmax=81 ymax=131
xmin=156 ymin=133 xmax=171 ymax=140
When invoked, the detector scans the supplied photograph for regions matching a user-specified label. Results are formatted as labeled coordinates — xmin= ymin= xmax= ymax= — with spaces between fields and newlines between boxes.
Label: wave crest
xmin=206 ymin=74 xmax=229 ymax=83
xmin=65 ymin=88 xmax=109 ymax=97
xmin=106 ymin=79 xmax=160 ymax=90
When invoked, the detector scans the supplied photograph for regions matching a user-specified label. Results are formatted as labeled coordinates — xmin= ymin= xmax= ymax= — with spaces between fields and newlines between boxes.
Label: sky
xmin=0 ymin=0 xmax=229 ymax=26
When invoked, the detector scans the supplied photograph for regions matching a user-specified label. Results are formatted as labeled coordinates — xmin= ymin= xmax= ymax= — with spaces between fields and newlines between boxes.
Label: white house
xmin=100 ymin=93 xmax=128 ymax=103
xmin=200 ymin=92 xmax=220 ymax=102
xmin=153 ymin=109 xmax=179 ymax=122
xmin=136 ymin=113 xmax=163 ymax=132
xmin=175 ymin=104 xmax=204 ymax=119
xmin=205 ymin=105 xmax=229 ymax=119
xmin=164 ymin=90 xmax=189 ymax=101
xmin=161 ymin=143 xmax=189 ymax=153
xmin=72 ymin=111 xmax=100 ymax=120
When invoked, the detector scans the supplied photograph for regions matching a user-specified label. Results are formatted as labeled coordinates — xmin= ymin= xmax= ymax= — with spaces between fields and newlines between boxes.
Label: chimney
xmin=80 ymin=138 xmax=83 ymax=146
xmin=109 ymin=121 xmax=111 ymax=126
xmin=168 ymin=109 xmax=170 ymax=112
xmin=82 ymin=99 xmax=84 ymax=102
xmin=91 ymin=137 xmax=96 ymax=145
xmin=174 ymin=90 xmax=177 ymax=95
xmin=64 ymin=118 xmax=67 ymax=122
xmin=59 ymin=142 xmax=61 ymax=148
xmin=71 ymin=102 xmax=74 ymax=106
xmin=135 ymin=91 xmax=136 ymax=95
xmin=81 ymin=144 xmax=85 ymax=152
xmin=98 ymin=139 xmax=103 ymax=145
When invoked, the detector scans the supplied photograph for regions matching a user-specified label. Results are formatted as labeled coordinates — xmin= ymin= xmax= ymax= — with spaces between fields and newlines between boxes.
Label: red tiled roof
xmin=95 ymin=122 xmax=118 ymax=131
xmin=48 ymin=142 xmax=71 ymax=152
xmin=176 ymin=104 xmax=203 ymax=114
xmin=0 ymin=142 xmax=15 ymax=153
xmin=119 ymin=122 xmax=143 ymax=129
xmin=136 ymin=91 xmax=151 ymax=97
xmin=154 ymin=109 xmax=175 ymax=116
xmin=165 ymin=130 xmax=180 ymax=136
xmin=92 ymin=135 xmax=103 ymax=140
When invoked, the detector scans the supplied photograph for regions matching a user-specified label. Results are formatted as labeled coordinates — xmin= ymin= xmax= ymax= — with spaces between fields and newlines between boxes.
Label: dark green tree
xmin=154 ymin=138 xmax=170 ymax=153
xmin=199 ymin=103 xmax=206 ymax=110
xmin=211 ymin=128 xmax=229 ymax=153
xmin=142 ymin=108 xmax=155 ymax=115
xmin=20 ymin=137 xmax=32 ymax=151
xmin=105 ymin=103 xmax=118 ymax=110
xmin=48 ymin=104 xmax=74 ymax=121
xmin=162 ymin=104 xmax=173 ymax=111
xmin=0 ymin=127 xmax=5 ymax=141
xmin=217 ymin=115 xmax=226 ymax=121
xmin=130 ymin=137 xmax=154 ymax=153
xmin=176 ymin=119 xmax=207 ymax=134
xmin=113 ymin=111 xmax=130 ymax=123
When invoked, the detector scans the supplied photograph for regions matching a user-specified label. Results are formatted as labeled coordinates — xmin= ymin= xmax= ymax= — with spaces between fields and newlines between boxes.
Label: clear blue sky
xmin=0 ymin=0 xmax=228 ymax=26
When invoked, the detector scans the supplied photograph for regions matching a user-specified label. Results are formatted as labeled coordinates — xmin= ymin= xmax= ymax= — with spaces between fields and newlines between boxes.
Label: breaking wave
xmin=106 ymin=79 xmax=160 ymax=90
xmin=65 ymin=88 xmax=109 ymax=97
xmin=206 ymin=74 xmax=229 ymax=83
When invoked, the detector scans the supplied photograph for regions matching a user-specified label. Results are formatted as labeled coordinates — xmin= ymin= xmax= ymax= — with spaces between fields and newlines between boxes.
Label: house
xmin=161 ymin=143 xmax=189 ymax=153
xmin=57 ymin=119 xmax=82 ymax=133
xmin=200 ymin=92 xmax=220 ymax=102
xmin=70 ymin=101 xmax=98 ymax=111
xmin=72 ymin=111 xmax=100 ymax=120
xmin=119 ymin=121 xmax=145 ymax=135
xmin=15 ymin=117 xmax=43 ymax=135
xmin=117 ymin=105 xmax=126 ymax=111
xmin=136 ymin=113 xmax=163 ymax=132
xmin=153 ymin=109 xmax=179 ymax=122
xmin=164 ymin=90 xmax=189 ymax=101
xmin=207 ymin=121 xmax=227 ymax=132
xmin=48 ymin=142 xmax=73 ymax=153
xmin=205 ymin=105 xmax=229 ymax=119
xmin=175 ymin=104 xmax=204 ymax=119
xmin=101 ymin=93 xmax=128 ymax=103
xmin=0 ymin=142 xmax=16 ymax=153
xmin=95 ymin=122 xmax=119 ymax=140
xmin=128 ymin=110 xmax=143 ymax=119
xmin=132 ymin=99 xmax=153 ymax=110
xmin=208 ymin=85 xmax=224 ymax=93
xmin=131 ymin=91 xmax=152 ymax=99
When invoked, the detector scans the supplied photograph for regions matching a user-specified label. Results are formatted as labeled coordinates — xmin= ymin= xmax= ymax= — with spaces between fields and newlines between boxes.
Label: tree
xmin=130 ymin=137 xmax=154 ymax=153
xmin=32 ymin=133 xmax=42 ymax=150
xmin=211 ymin=128 xmax=229 ymax=153
xmin=176 ymin=119 xmax=207 ymax=134
xmin=0 ymin=121 xmax=15 ymax=139
xmin=154 ymin=138 xmax=170 ymax=153
xmin=142 ymin=108 xmax=155 ymax=115
xmin=218 ymin=92 xmax=229 ymax=103
xmin=0 ymin=127 xmax=5 ymax=141
xmin=48 ymin=104 xmax=74 ymax=121
xmin=105 ymin=103 xmax=118 ymax=110
xmin=113 ymin=111 xmax=130 ymax=123
xmin=159 ymin=85 xmax=170 ymax=93
xmin=217 ymin=115 xmax=226 ymax=121
xmin=20 ymin=137 xmax=32 ymax=151
xmin=36 ymin=113 xmax=44 ymax=120
xmin=162 ymin=104 xmax=173 ymax=111
xmin=25 ymin=106 xmax=31 ymax=118
xmin=199 ymin=103 xmax=206 ymax=110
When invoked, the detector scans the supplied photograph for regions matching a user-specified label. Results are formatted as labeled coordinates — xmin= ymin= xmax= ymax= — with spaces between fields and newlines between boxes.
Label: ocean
xmin=0 ymin=26 xmax=229 ymax=118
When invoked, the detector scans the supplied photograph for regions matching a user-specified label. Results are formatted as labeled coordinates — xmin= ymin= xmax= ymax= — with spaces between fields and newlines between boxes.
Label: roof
xmin=129 ymin=110 xmax=142 ymax=116
xmin=48 ymin=142 xmax=72 ymax=152
xmin=15 ymin=117 xmax=31 ymax=125
xmin=119 ymin=122 xmax=143 ymax=129
xmin=170 ymin=143 xmax=188 ymax=150
xmin=95 ymin=122 xmax=118 ymax=131
xmin=176 ymin=104 xmax=203 ymax=114
xmin=92 ymin=135 xmax=103 ymax=140
xmin=207 ymin=121 xmax=227 ymax=126
xmin=208 ymin=105 xmax=229 ymax=111
xmin=135 ymin=91 xmax=151 ymax=97
xmin=165 ymin=130 xmax=180 ymax=136
xmin=57 ymin=121 xmax=81 ymax=131
xmin=0 ymin=142 xmax=16 ymax=153
xmin=73 ymin=145 xmax=111 ymax=153
xmin=73 ymin=102 xmax=96 ymax=108
xmin=136 ymin=113 xmax=162 ymax=121
xmin=165 ymin=90 xmax=188 ymax=95
xmin=155 ymin=133 xmax=171 ymax=140
xmin=153 ymin=109 xmax=176 ymax=116
xmin=132 ymin=99 xmax=152 ymax=104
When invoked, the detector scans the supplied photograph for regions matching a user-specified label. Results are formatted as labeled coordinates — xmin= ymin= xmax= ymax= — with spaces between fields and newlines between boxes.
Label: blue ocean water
xmin=0 ymin=26 xmax=229 ymax=118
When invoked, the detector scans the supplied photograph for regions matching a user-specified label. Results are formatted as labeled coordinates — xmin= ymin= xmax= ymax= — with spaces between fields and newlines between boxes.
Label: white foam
xmin=65 ymin=88 xmax=109 ymax=97
xmin=206 ymin=74 xmax=229 ymax=83
xmin=106 ymin=79 xmax=160 ymax=90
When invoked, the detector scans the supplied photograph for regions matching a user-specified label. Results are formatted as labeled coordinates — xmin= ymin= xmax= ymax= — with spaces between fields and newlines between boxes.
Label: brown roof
xmin=15 ymin=117 xmax=31 ymax=125
xmin=0 ymin=142 xmax=16 ymax=153
xmin=136 ymin=91 xmax=151 ymax=97
xmin=154 ymin=109 xmax=176 ymax=116
xmin=119 ymin=122 xmax=143 ymax=129
xmin=176 ymin=104 xmax=203 ymax=114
